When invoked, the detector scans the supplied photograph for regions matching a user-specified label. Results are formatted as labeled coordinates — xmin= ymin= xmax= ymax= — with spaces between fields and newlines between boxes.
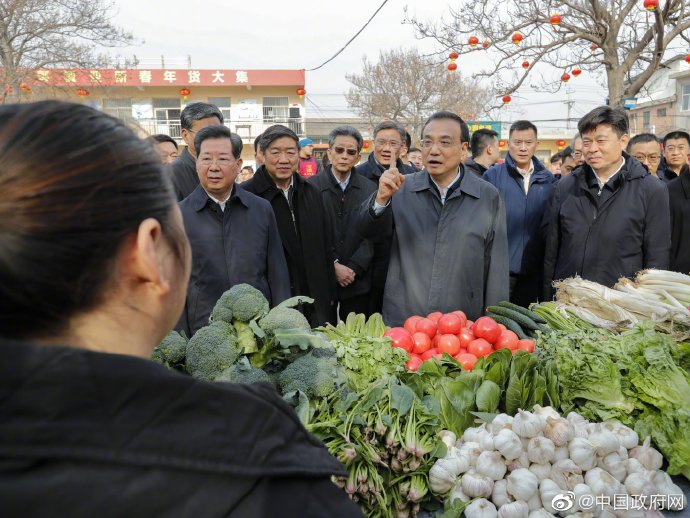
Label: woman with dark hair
xmin=0 ymin=101 xmax=361 ymax=518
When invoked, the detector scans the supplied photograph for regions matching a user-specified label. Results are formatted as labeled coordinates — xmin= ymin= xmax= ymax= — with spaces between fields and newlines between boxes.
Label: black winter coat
xmin=543 ymin=155 xmax=670 ymax=298
xmin=668 ymin=172 xmax=690 ymax=274
xmin=464 ymin=157 xmax=488 ymax=177
xmin=309 ymin=166 xmax=378 ymax=300
xmin=355 ymin=153 xmax=415 ymax=184
xmin=176 ymin=184 xmax=290 ymax=336
xmin=242 ymin=167 xmax=337 ymax=326
xmin=0 ymin=339 xmax=363 ymax=518
xmin=170 ymin=147 xmax=199 ymax=201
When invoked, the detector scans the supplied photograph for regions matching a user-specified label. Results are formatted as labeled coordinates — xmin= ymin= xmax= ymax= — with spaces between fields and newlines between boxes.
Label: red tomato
xmin=406 ymin=355 xmax=424 ymax=371
xmin=456 ymin=353 xmax=478 ymax=371
xmin=468 ymin=338 xmax=492 ymax=358
xmin=457 ymin=348 xmax=467 ymax=356
xmin=437 ymin=314 xmax=462 ymax=335
xmin=427 ymin=311 xmax=443 ymax=323
xmin=450 ymin=310 xmax=468 ymax=327
xmin=498 ymin=323 xmax=507 ymax=332
xmin=457 ymin=327 xmax=474 ymax=349
xmin=494 ymin=330 xmax=519 ymax=351
xmin=437 ymin=334 xmax=462 ymax=356
xmin=412 ymin=332 xmax=432 ymax=355
xmin=421 ymin=348 xmax=439 ymax=361
xmin=415 ymin=318 xmax=437 ymax=339
xmin=517 ymin=339 xmax=536 ymax=353
xmin=404 ymin=316 xmax=422 ymax=336
xmin=384 ymin=327 xmax=414 ymax=353
xmin=473 ymin=316 xmax=501 ymax=344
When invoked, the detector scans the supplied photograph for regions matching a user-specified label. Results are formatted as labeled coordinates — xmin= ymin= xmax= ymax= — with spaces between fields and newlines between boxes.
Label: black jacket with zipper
xmin=241 ymin=167 xmax=337 ymax=326
xmin=543 ymin=154 xmax=670 ymax=299
xmin=308 ymin=166 xmax=378 ymax=300
xmin=668 ymin=171 xmax=690 ymax=274
xmin=0 ymin=339 xmax=363 ymax=518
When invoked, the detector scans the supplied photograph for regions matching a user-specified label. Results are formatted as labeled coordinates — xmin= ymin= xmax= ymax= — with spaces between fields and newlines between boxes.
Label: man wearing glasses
xmin=309 ymin=126 xmax=378 ymax=318
xmin=570 ymin=133 xmax=585 ymax=167
xmin=627 ymin=134 xmax=663 ymax=178
xmin=177 ymin=125 xmax=290 ymax=336
xmin=357 ymin=111 xmax=509 ymax=326
xmin=660 ymin=131 xmax=690 ymax=182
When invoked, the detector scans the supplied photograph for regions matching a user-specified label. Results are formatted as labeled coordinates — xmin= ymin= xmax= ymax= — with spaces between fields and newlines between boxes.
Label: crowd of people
xmin=147 ymin=101 xmax=689 ymax=330
xmin=1 ymin=99 xmax=688 ymax=516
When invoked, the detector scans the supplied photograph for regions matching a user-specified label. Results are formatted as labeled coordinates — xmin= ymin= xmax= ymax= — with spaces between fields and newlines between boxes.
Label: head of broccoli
xmin=215 ymin=358 xmax=273 ymax=386
xmin=185 ymin=322 xmax=240 ymax=381
xmin=212 ymin=284 xmax=270 ymax=324
xmin=278 ymin=352 xmax=343 ymax=399
xmin=152 ymin=330 xmax=188 ymax=370
xmin=259 ymin=306 xmax=310 ymax=336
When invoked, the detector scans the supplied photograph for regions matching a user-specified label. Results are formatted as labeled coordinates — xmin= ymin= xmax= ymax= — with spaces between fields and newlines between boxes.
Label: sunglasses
xmin=332 ymin=146 xmax=358 ymax=156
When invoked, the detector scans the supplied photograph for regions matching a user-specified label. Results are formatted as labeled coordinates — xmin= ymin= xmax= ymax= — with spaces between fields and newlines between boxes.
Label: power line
xmin=306 ymin=0 xmax=390 ymax=71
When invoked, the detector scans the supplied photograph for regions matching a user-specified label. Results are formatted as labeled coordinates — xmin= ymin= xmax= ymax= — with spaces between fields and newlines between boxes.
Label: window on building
xmin=208 ymin=97 xmax=231 ymax=121
xmin=657 ymin=108 xmax=667 ymax=117
xmin=643 ymin=110 xmax=650 ymax=127
xmin=682 ymin=84 xmax=690 ymax=112
xmin=102 ymin=98 xmax=132 ymax=120
xmin=153 ymin=98 xmax=181 ymax=122
xmin=262 ymin=96 xmax=289 ymax=122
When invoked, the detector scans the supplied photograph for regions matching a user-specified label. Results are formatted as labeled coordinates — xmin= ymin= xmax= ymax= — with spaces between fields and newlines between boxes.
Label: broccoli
xmin=259 ymin=306 xmax=310 ymax=336
xmin=185 ymin=322 xmax=240 ymax=381
xmin=215 ymin=358 xmax=273 ymax=385
xmin=278 ymin=353 xmax=341 ymax=399
xmin=152 ymin=330 xmax=188 ymax=369
xmin=233 ymin=320 xmax=258 ymax=354
xmin=212 ymin=284 xmax=269 ymax=323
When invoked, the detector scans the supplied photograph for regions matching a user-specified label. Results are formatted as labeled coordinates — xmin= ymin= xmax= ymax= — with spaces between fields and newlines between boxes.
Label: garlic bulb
xmin=477 ymin=450 xmax=508 ymax=481
xmin=596 ymin=452 xmax=626 ymax=482
xmin=539 ymin=479 xmax=562 ymax=514
xmin=625 ymin=458 xmax=644 ymax=476
xmin=568 ymin=437 xmax=597 ymax=471
xmin=573 ymin=483 xmax=594 ymax=512
xmin=498 ymin=500 xmax=529 ymax=518
xmin=588 ymin=431 xmax=620 ymax=456
xmin=439 ymin=430 xmax=457 ymax=449
xmin=465 ymin=498 xmax=498 ymax=518
xmin=513 ymin=410 xmax=546 ymax=438
xmin=429 ymin=453 xmax=469 ymax=493
xmin=553 ymin=445 xmax=569 ymax=462
xmin=495 ymin=429 xmax=524 ymax=461
xmin=532 ymin=405 xmax=561 ymax=421
xmin=528 ymin=510 xmax=555 ymax=518
xmin=479 ymin=431 xmax=495 ymax=452
xmin=460 ymin=441 xmax=483 ymax=466
xmin=550 ymin=459 xmax=584 ymax=491
xmin=614 ymin=426 xmax=639 ymax=450
xmin=566 ymin=412 xmax=586 ymax=427
xmin=461 ymin=469 xmax=495 ymax=498
xmin=527 ymin=492 xmax=542 ymax=512
xmin=652 ymin=471 xmax=687 ymax=511
xmin=507 ymin=453 xmax=530 ymax=472
xmin=490 ymin=414 xmax=514 ymax=435
xmin=527 ymin=437 xmax=555 ymax=464
xmin=616 ymin=445 xmax=628 ymax=461
xmin=543 ymin=417 xmax=574 ymax=446
xmin=463 ymin=427 xmax=483 ymax=443
xmin=624 ymin=470 xmax=657 ymax=497
xmin=449 ymin=480 xmax=470 ymax=504
xmin=492 ymin=479 xmax=515 ymax=508
xmin=464 ymin=498 xmax=498 ymax=518
xmin=506 ymin=468 xmax=539 ymax=501
xmin=629 ymin=436 xmax=663 ymax=471
xmin=584 ymin=467 xmax=621 ymax=499
xmin=529 ymin=463 xmax=552 ymax=481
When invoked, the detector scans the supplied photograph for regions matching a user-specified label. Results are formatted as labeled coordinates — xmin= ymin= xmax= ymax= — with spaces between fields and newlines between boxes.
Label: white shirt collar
xmin=206 ymin=188 xmax=233 ymax=212
xmin=595 ymin=158 xmax=625 ymax=190
xmin=430 ymin=167 xmax=463 ymax=204
xmin=332 ymin=171 xmax=351 ymax=191
xmin=280 ymin=175 xmax=295 ymax=200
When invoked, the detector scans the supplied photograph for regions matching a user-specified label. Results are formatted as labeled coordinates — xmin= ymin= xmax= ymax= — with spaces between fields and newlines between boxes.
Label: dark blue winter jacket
xmin=483 ymin=153 xmax=556 ymax=276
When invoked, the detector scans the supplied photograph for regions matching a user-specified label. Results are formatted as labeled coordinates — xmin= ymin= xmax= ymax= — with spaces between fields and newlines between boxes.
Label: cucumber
xmin=498 ymin=300 xmax=547 ymax=324
xmin=486 ymin=312 xmax=529 ymax=339
xmin=486 ymin=305 xmax=540 ymax=331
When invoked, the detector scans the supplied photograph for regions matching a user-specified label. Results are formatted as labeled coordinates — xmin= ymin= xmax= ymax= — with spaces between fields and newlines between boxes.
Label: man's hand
xmin=335 ymin=262 xmax=356 ymax=287
xmin=375 ymin=165 xmax=405 ymax=206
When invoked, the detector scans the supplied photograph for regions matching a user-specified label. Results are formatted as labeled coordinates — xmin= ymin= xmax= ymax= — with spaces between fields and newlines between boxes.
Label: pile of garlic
xmin=428 ymin=405 xmax=686 ymax=517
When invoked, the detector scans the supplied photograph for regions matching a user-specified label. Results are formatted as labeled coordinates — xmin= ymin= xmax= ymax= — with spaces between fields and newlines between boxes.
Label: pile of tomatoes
xmin=383 ymin=311 xmax=536 ymax=372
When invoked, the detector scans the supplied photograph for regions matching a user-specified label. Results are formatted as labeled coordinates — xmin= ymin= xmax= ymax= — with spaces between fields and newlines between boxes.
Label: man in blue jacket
xmin=484 ymin=120 xmax=556 ymax=306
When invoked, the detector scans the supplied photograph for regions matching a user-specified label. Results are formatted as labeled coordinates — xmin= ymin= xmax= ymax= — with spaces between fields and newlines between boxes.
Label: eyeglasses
xmin=420 ymin=139 xmax=457 ymax=149
xmin=633 ymin=154 xmax=661 ymax=164
xmin=374 ymin=139 xmax=402 ymax=149
xmin=331 ymin=146 xmax=358 ymax=156
xmin=199 ymin=157 xmax=234 ymax=167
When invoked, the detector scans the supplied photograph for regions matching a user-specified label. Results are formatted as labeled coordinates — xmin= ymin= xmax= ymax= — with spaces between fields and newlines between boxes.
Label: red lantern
xmin=572 ymin=68 xmax=582 ymax=76
xmin=448 ymin=62 xmax=458 ymax=71
xmin=449 ymin=51 xmax=459 ymax=60
xmin=522 ymin=60 xmax=530 ymax=69
xmin=482 ymin=40 xmax=490 ymax=49
xmin=498 ymin=139 xmax=507 ymax=148
xmin=362 ymin=141 xmax=370 ymax=150
xmin=556 ymin=139 xmax=567 ymax=148
xmin=20 ymin=83 xmax=31 ymax=93
xmin=179 ymin=87 xmax=191 ymax=101
xmin=685 ymin=54 xmax=690 ymax=64
xmin=590 ymin=43 xmax=599 ymax=51
xmin=550 ymin=14 xmax=562 ymax=25
xmin=502 ymin=95 xmax=512 ymax=104
xmin=468 ymin=36 xmax=479 ymax=47
xmin=296 ymin=88 xmax=306 ymax=98
xmin=643 ymin=0 xmax=658 ymax=10
xmin=511 ymin=32 xmax=524 ymax=45
xmin=76 ymin=88 xmax=90 ymax=97
xmin=561 ymin=72 xmax=571 ymax=82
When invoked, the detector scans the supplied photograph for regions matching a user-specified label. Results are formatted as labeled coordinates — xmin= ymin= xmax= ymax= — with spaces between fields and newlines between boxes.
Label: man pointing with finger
xmin=357 ymin=111 xmax=509 ymax=326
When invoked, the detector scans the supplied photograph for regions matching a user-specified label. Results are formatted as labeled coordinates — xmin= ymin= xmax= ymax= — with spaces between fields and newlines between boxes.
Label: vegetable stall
xmin=154 ymin=270 xmax=690 ymax=517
